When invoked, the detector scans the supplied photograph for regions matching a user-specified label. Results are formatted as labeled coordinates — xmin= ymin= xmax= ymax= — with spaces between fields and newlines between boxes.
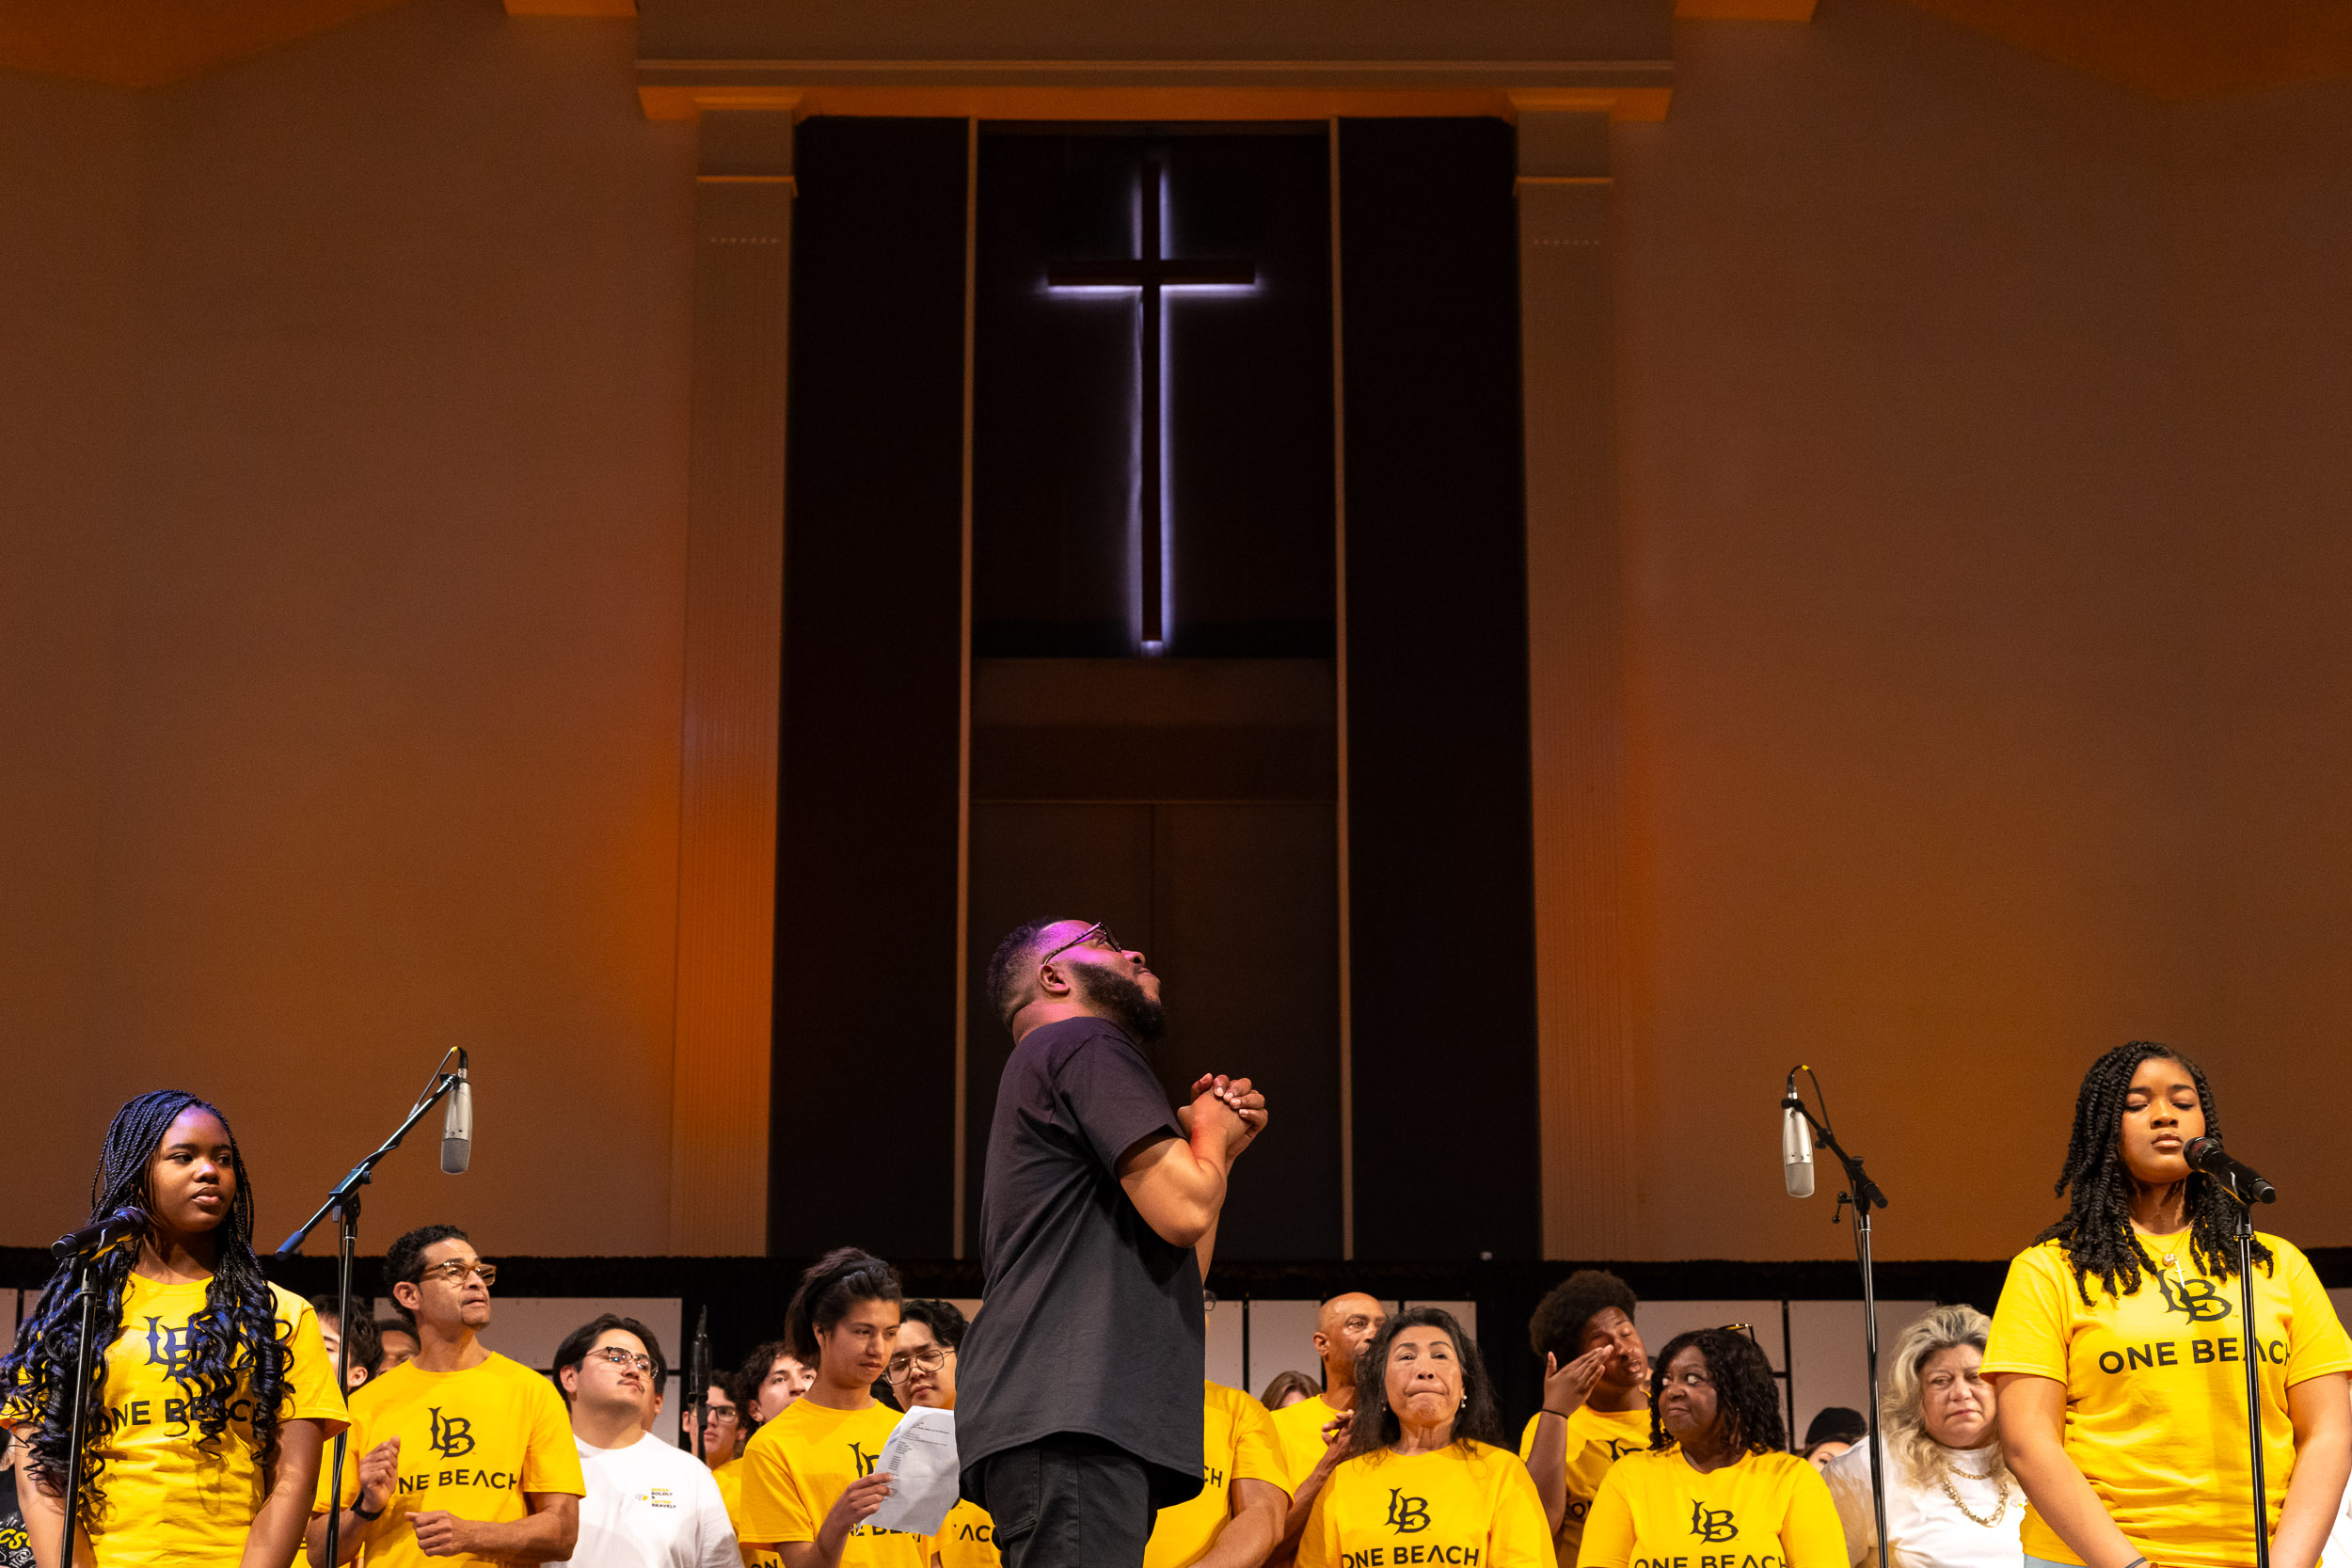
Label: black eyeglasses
xmin=884 ymin=1345 xmax=952 ymax=1381
xmin=1039 ymin=921 xmax=1125 ymax=966
xmin=588 ymin=1346 xmax=655 ymax=1375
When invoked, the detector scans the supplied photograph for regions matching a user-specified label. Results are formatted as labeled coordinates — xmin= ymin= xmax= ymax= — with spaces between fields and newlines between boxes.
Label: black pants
xmin=978 ymin=1433 xmax=1157 ymax=1568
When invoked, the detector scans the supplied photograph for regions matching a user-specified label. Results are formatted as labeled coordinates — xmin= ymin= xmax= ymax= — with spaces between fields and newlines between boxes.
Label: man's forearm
xmin=1270 ymin=1454 xmax=1340 ymax=1568
xmin=465 ymin=1511 xmax=578 ymax=1562
xmin=1193 ymin=1486 xmax=1285 ymax=1568
xmin=778 ymin=1537 xmax=843 ymax=1568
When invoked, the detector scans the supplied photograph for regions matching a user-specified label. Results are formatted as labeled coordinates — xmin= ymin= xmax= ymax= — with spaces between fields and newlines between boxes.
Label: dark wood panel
xmin=1339 ymin=118 xmax=1541 ymax=1264
xmin=971 ymin=724 xmax=1333 ymax=801
xmin=770 ymin=118 xmax=970 ymax=1259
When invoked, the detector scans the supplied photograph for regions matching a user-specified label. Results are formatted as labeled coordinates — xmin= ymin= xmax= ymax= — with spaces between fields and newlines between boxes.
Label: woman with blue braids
xmin=1 ymin=1090 xmax=347 ymax=1567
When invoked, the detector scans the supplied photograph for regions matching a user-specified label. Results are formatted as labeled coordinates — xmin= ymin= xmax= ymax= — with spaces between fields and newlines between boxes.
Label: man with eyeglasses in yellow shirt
xmin=308 ymin=1225 xmax=586 ymax=1566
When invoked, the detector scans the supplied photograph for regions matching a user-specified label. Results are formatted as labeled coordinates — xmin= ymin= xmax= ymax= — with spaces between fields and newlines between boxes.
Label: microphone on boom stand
xmin=52 ymin=1206 xmax=148 ymax=1261
xmin=442 ymin=1053 xmax=473 ymax=1174
xmin=2185 ymin=1135 xmax=2275 ymax=1205
xmin=688 ymin=1307 xmax=713 ymax=1460
xmin=1781 ymin=1089 xmax=1816 ymax=1199
xmin=1780 ymin=1066 xmax=1889 ymax=1568
xmin=280 ymin=1047 xmax=476 ymax=1568
xmin=2185 ymin=1132 xmax=2280 ymax=1568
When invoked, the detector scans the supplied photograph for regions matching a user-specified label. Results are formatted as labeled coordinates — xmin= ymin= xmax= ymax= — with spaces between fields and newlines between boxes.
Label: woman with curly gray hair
xmin=1822 ymin=1305 xmax=2023 ymax=1568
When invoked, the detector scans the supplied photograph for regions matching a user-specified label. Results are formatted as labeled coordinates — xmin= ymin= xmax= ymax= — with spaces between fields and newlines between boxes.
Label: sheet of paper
xmin=866 ymin=1404 xmax=961 ymax=1537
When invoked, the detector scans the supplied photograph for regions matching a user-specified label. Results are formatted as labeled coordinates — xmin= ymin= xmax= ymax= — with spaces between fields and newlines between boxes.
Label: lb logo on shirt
xmin=429 ymin=1407 xmax=476 ymax=1457
xmin=850 ymin=1441 xmax=881 ymax=1479
xmin=1383 ymin=1489 xmax=1431 ymax=1534
xmin=2157 ymin=1275 xmax=2233 ymax=1323
xmin=1605 ymin=1439 xmax=1642 ymax=1460
xmin=1689 ymin=1501 xmax=1737 ymax=1543
xmin=144 ymin=1317 xmax=195 ymax=1379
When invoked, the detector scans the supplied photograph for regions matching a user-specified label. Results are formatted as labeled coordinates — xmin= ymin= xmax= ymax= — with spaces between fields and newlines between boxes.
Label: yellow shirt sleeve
xmin=1574 ymin=1462 xmax=1636 ymax=1568
xmin=1297 ymin=1487 xmax=1338 ymax=1568
xmin=1981 ymin=1243 xmax=2071 ymax=1379
xmin=739 ymin=1428 xmax=815 ymax=1546
xmin=314 ymin=1398 xmax=368 ymax=1513
xmin=1779 ymin=1457 xmax=1849 ymax=1568
xmin=1232 ymin=1395 xmax=1289 ymax=1492
xmin=1486 ymin=1451 xmax=1561 ymax=1568
xmin=275 ymin=1289 xmax=353 ymax=1431
xmin=520 ymin=1370 xmax=588 ymax=1496
xmin=2280 ymin=1241 xmax=2352 ymax=1386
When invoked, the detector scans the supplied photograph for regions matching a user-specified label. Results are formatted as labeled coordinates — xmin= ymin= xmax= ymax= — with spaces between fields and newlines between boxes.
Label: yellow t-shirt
xmin=715 ymin=1459 xmax=781 ymax=1568
xmin=1981 ymin=1232 xmax=2352 ymax=1568
xmin=1578 ymin=1447 xmax=1844 ymax=1568
xmin=313 ymin=1349 xmax=585 ymax=1568
xmin=1144 ymin=1381 xmax=1291 ymax=1568
xmin=926 ymin=1498 xmax=1000 ymax=1568
xmin=1298 ymin=1440 xmax=1555 ymax=1568
xmin=737 ymin=1399 xmax=926 ymax=1568
xmin=0 ymin=1275 xmax=347 ymax=1567
xmin=1269 ymin=1392 xmax=1347 ymax=1489
xmin=1518 ymin=1404 xmax=1651 ymax=1562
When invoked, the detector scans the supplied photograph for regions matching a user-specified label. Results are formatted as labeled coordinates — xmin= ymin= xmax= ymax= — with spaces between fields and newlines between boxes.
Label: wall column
xmin=668 ymin=108 xmax=796 ymax=1254
xmin=1515 ymin=105 xmax=1636 ymax=1258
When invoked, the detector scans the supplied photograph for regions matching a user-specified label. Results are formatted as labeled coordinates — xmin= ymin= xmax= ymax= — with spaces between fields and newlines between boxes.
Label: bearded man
xmin=956 ymin=918 xmax=1270 ymax=1568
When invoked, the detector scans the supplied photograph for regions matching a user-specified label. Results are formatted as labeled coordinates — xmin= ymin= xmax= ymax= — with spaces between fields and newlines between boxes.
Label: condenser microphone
xmin=53 ymin=1206 xmax=149 ymax=1260
xmin=1782 ymin=1089 xmax=1817 ymax=1199
xmin=2185 ymin=1135 xmax=2275 ymax=1204
xmin=441 ymin=1052 xmax=472 ymax=1175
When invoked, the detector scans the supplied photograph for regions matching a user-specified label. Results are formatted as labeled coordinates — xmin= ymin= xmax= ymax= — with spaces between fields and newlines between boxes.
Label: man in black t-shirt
xmin=957 ymin=917 xmax=1268 ymax=1568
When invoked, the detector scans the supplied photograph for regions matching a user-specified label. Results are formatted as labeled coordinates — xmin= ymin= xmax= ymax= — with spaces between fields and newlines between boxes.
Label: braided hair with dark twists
xmin=2034 ymin=1041 xmax=2269 ymax=1306
xmin=0 ymin=1091 xmax=291 ymax=1527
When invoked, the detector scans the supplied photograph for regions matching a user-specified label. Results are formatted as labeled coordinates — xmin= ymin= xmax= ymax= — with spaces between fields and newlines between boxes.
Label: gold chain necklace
xmin=1939 ymin=1466 xmax=2009 ymax=1528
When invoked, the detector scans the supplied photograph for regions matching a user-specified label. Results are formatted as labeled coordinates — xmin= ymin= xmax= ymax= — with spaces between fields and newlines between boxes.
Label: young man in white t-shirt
xmin=553 ymin=1315 xmax=739 ymax=1568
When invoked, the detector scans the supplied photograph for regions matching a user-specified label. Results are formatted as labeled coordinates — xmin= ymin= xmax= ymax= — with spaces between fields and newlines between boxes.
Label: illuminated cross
xmin=1046 ymin=159 xmax=1256 ymax=652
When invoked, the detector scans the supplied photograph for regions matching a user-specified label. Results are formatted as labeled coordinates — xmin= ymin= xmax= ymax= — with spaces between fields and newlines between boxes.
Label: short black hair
xmin=785 ymin=1248 xmax=902 ymax=1364
xmin=1648 ymin=1328 xmax=1786 ymax=1455
xmin=1528 ymin=1269 xmax=1637 ymax=1364
xmin=310 ymin=1294 xmax=384 ymax=1379
xmin=552 ymin=1314 xmax=668 ymax=1407
xmin=1803 ymin=1405 xmax=1867 ymax=1449
xmin=375 ymin=1317 xmax=419 ymax=1347
xmin=986 ymin=918 xmax=1063 ymax=1034
xmin=382 ymin=1225 xmax=469 ymax=1328
xmin=898 ymin=1299 xmax=968 ymax=1353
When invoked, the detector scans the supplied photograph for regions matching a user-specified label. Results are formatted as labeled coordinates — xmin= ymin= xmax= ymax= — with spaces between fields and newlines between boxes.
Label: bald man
xmin=1265 ymin=1293 xmax=1388 ymax=1566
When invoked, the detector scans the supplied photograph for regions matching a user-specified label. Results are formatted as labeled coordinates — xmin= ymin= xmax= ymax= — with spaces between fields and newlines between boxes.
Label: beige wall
xmin=1613 ymin=2 xmax=2352 ymax=1259
xmin=5 ymin=0 xmax=2346 ymax=1259
xmin=1 ymin=0 xmax=698 ymax=1254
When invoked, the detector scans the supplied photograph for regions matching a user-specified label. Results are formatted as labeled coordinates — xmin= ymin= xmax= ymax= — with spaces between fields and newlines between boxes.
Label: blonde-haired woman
xmin=1822 ymin=1305 xmax=2024 ymax=1568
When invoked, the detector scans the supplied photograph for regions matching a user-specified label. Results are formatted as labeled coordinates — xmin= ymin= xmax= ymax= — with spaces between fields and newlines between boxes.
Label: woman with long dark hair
xmin=0 ymin=1091 xmax=346 ymax=1567
xmin=1295 ymin=1306 xmax=1550 ymax=1568
xmin=736 ymin=1249 xmax=923 ymax=1568
xmin=1578 ymin=1327 xmax=1843 ymax=1568
xmin=1983 ymin=1042 xmax=2351 ymax=1568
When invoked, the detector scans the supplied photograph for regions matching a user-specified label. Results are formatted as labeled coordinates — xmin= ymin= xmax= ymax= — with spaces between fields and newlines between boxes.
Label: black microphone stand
xmin=688 ymin=1307 xmax=712 ymax=1462
xmin=1785 ymin=1067 xmax=1891 ymax=1568
xmin=2217 ymin=1166 xmax=2277 ymax=1568
xmin=46 ymin=1228 xmax=134 ymax=1565
xmin=278 ymin=1050 xmax=469 ymax=1568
